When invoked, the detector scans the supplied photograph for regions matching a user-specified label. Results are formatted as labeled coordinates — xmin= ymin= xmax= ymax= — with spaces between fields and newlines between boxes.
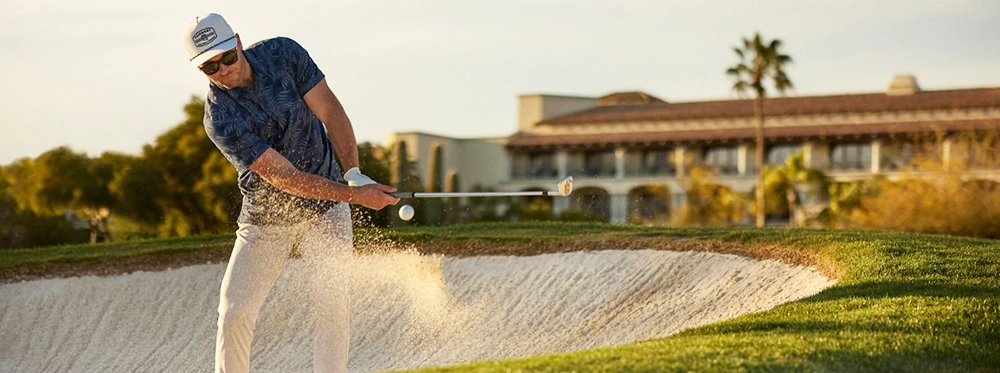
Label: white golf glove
xmin=343 ymin=167 xmax=376 ymax=187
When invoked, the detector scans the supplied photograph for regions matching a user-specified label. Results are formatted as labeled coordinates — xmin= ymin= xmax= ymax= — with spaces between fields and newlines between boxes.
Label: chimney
xmin=517 ymin=94 xmax=598 ymax=133
xmin=887 ymin=75 xmax=921 ymax=96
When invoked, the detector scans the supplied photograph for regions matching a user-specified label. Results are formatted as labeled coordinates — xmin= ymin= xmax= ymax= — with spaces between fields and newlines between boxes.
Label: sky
xmin=1 ymin=0 xmax=999 ymax=165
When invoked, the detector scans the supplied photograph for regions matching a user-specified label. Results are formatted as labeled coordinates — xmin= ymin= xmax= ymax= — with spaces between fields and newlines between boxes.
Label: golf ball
xmin=398 ymin=204 xmax=415 ymax=221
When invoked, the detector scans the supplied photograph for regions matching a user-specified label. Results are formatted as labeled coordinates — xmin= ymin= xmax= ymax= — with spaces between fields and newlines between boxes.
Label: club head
xmin=557 ymin=176 xmax=573 ymax=196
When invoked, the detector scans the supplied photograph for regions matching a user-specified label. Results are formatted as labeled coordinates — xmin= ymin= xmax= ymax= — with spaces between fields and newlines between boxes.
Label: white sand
xmin=0 ymin=249 xmax=834 ymax=373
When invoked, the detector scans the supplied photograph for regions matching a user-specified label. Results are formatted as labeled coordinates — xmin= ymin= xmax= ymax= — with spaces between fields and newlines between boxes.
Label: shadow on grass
xmin=673 ymin=280 xmax=1000 ymax=372
xmin=803 ymin=280 xmax=1000 ymax=301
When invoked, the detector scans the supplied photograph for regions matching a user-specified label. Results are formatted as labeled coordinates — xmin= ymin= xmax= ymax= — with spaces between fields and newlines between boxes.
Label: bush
xmin=850 ymin=176 xmax=1000 ymax=238
xmin=3 ymin=212 xmax=88 ymax=249
xmin=559 ymin=209 xmax=607 ymax=223
xmin=509 ymin=199 xmax=555 ymax=222
xmin=847 ymin=133 xmax=1000 ymax=238
xmin=675 ymin=168 xmax=747 ymax=227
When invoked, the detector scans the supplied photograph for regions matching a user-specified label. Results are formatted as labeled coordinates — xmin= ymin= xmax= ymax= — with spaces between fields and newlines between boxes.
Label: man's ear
xmin=236 ymin=34 xmax=243 ymax=50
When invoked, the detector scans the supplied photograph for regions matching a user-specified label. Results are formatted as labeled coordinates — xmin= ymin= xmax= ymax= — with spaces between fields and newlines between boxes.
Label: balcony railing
xmin=512 ymin=167 xmax=559 ymax=180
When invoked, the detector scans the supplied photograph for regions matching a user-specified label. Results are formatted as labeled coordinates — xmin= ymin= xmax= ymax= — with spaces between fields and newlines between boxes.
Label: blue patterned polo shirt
xmin=204 ymin=37 xmax=344 ymax=226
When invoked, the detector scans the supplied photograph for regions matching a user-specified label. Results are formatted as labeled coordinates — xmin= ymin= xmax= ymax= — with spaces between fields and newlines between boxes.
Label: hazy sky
xmin=1 ymin=0 xmax=998 ymax=165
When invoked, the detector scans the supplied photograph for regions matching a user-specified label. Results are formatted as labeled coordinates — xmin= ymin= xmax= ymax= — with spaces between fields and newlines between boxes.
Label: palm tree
xmin=727 ymin=32 xmax=793 ymax=228
xmin=764 ymin=153 xmax=827 ymax=227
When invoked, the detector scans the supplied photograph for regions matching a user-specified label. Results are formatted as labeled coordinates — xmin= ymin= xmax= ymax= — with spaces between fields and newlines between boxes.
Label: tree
xmin=849 ymin=133 xmax=1000 ymax=238
xmin=675 ymin=167 xmax=746 ymax=227
xmin=193 ymin=151 xmax=240 ymax=230
xmin=148 ymin=96 xmax=237 ymax=236
xmin=763 ymin=153 xmax=827 ymax=227
xmin=389 ymin=140 xmax=422 ymax=225
xmin=0 ymin=163 xmax=85 ymax=248
xmin=352 ymin=142 xmax=392 ymax=228
xmin=0 ymin=164 xmax=22 ymax=247
xmin=5 ymin=147 xmax=116 ymax=243
xmin=2 ymin=96 xmax=244 ymax=245
xmin=444 ymin=171 xmax=461 ymax=225
xmin=421 ymin=144 xmax=445 ymax=225
xmin=108 ymin=147 xmax=167 ymax=230
xmin=727 ymin=32 xmax=793 ymax=227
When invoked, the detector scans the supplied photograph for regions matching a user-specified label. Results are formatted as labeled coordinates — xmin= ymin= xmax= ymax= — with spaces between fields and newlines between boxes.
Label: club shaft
xmin=392 ymin=190 xmax=562 ymax=198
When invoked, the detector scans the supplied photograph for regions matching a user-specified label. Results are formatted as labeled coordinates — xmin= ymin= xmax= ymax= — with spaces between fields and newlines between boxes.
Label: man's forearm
xmin=261 ymin=164 xmax=356 ymax=202
xmin=317 ymin=98 xmax=359 ymax=170
xmin=303 ymin=79 xmax=362 ymax=172
xmin=329 ymin=121 xmax=360 ymax=171
xmin=249 ymin=148 xmax=355 ymax=202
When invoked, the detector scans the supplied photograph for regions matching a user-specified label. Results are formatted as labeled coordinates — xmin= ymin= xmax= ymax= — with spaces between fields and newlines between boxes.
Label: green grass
xmin=0 ymin=233 xmax=232 ymax=270
xmin=385 ymin=223 xmax=1000 ymax=372
xmin=2 ymin=222 xmax=998 ymax=372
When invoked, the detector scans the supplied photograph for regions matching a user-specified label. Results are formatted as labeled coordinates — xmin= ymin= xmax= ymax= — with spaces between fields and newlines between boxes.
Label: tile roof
xmin=539 ymin=88 xmax=1000 ymax=125
xmin=597 ymin=92 xmax=667 ymax=106
xmin=508 ymin=118 xmax=1000 ymax=149
xmin=507 ymin=87 xmax=1000 ymax=149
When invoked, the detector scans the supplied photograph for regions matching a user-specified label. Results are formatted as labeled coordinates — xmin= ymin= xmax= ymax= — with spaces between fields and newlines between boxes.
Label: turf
xmin=0 ymin=233 xmax=232 ymax=270
xmin=383 ymin=223 xmax=1000 ymax=373
xmin=2 ymin=222 xmax=998 ymax=372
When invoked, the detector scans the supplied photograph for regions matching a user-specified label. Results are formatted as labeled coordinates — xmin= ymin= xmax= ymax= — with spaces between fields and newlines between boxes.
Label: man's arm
xmin=303 ymin=78 xmax=360 ymax=171
xmin=248 ymin=148 xmax=398 ymax=210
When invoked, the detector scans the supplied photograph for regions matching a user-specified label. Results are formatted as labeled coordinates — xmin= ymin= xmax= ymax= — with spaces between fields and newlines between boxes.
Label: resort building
xmin=386 ymin=76 xmax=1000 ymax=224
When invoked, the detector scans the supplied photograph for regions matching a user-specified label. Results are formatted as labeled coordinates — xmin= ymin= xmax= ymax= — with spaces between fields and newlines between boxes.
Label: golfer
xmin=183 ymin=13 xmax=398 ymax=373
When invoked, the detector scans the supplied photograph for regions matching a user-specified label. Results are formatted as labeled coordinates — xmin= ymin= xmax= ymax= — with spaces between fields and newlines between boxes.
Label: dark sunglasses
xmin=199 ymin=48 xmax=239 ymax=75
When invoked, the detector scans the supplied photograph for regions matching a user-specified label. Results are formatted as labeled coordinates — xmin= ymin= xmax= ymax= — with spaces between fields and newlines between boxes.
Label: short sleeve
xmin=277 ymin=37 xmax=325 ymax=96
xmin=204 ymin=91 xmax=270 ymax=172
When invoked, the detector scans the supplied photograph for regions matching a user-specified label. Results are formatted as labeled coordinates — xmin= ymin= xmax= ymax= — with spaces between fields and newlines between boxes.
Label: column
xmin=671 ymin=191 xmax=687 ymax=222
xmin=738 ymin=144 xmax=749 ymax=175
xmin=870 ymin=140 xmax=881 ymax=173
xmin=615 ymin=148 xmax=626 ymax=180
xmin=800 ymin=142 xmax=813 ymax=168
xmin=553 ymin=195 xmax=569 ymax=216
xmin=557 ymin=149 xmax=568 ymax=179
xmin=674 ymin=147 xmax=687 ymax=178
xmin=942 ymin=139 xmax=952 ymax=170
xmin=610 ymin=194 xmax=629 ymax=224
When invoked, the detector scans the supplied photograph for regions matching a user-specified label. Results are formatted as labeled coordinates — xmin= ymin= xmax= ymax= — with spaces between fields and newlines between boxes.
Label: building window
xmin=831 ymin=142 xmax=871 ymax=171
xmin=767 ymin=144 xmax=801 ymax=166
xmin=641 ymin=149 xmax=675 ymax=176
xmin=584 ymin=150 xmax=616 ymax=177
xmin=704 ymin=146 xmax=739 ymax=175
xmin=882 ymin=141 xmax=918 ymax=170
xmin=528 ymin=152 xmax=557 ymax=178
xmin=959 ymin=136 xmax=999 ymax=169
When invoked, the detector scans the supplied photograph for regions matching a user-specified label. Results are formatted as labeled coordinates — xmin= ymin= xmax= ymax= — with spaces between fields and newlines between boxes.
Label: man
xmin=182 ymin=13 xmax=399 ymax=373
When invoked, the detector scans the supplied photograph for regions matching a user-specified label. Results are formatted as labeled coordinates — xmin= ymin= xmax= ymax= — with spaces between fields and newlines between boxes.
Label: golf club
xmin=391 ymin=176 xmax=573 ymax=199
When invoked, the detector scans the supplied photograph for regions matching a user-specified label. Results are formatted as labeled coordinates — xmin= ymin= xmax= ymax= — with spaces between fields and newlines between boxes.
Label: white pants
xmin=215 ymin=204 xmax=352 ymax=373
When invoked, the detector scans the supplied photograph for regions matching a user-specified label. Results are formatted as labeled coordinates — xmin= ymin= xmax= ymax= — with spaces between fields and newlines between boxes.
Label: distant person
xmin=182 ymin=13 xmax=399 ymax=373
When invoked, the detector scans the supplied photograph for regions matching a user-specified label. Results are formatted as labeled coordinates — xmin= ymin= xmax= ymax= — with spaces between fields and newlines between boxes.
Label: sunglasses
xmin=199 ymin=48 xmax=239 ymax=75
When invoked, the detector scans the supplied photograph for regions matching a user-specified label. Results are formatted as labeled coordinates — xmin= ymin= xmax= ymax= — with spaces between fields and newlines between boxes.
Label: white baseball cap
xmin=183 ymin=13 xmax=238 ymax=68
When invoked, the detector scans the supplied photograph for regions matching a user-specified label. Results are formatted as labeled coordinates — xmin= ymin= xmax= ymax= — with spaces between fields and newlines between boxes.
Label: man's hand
xmin=350 ymin=183 xmax=399 ymax=210
xmin=249 ymin=148 xmax=397 ymax=208
xmin=344 ymin=167 xmax=398 ymax=210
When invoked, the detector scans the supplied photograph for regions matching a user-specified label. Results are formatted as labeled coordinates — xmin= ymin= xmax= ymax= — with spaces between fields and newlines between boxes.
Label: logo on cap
xmin=193 ymin=28 xmax=218 ymax=48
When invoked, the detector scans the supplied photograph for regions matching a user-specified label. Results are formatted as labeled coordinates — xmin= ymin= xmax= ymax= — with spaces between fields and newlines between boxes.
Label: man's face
xmin=200 ymin=40 xmax=251 ymax=89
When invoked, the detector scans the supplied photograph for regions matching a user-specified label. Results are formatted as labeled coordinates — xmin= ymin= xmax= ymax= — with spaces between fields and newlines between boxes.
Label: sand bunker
xmin=0 ymin=249 xmax=834 ymax=372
